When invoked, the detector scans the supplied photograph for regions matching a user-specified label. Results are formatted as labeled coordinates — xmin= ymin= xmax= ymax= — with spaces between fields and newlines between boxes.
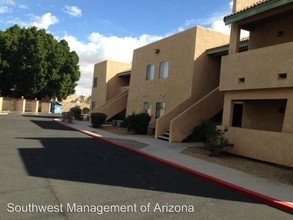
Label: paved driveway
xmin=0 ymin=115 xmax=291 ymax=219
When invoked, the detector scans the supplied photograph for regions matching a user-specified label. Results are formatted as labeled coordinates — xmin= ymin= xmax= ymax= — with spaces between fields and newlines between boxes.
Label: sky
xmin=0 ymin=0 xmax=234 ymax=96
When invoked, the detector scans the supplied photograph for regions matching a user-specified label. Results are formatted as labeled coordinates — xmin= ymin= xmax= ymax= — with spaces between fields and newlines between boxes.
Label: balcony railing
xmin=220 ymin=42 xmax=293 ymax=91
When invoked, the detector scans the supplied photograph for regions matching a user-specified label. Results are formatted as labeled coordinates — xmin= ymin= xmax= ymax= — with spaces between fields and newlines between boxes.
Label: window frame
xmin=93 ymin=77 xmax=98 ymax=88
xmin=155 ymin=102 xmax=166 ymax=118
xmin=159 ymin=61 xmax=169 ymax=79
xmin=146 ymin=64 xmax=155 ymax=81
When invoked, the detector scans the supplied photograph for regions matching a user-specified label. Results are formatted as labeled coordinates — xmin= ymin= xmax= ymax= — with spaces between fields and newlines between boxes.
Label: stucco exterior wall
xmin=222 ymin=126 xmax=293 ymax=167
xmin=127 ymin=27 xmax=229 ymax=125
xmin=192 ymin=27 xmax=229 ymax=99
xmin=221 ymin=89 xmax=293 ymax=167
xmin=91 ymin=60 xmax=131 ymax=111
xmin=242 ymin=99 xmax=286 ymax=132
xmin=126 ymin=27 xmax=198 ymax=122
xmin=249 ymin=13 xmax=293 ymax=50
xmin=232 ymin=0 xmax=260 ymax=12
xmin=220 ymin=42 xmax=293 ymax=91
xmin=222 ymin=89 xmax=293 ymax=133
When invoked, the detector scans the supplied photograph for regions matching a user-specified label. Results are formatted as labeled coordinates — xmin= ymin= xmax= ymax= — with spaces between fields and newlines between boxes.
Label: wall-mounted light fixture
xmin=277 ymin=30 xmax=283 ymax=37
xmin=154 ymin=49 xmax=160 ymax=54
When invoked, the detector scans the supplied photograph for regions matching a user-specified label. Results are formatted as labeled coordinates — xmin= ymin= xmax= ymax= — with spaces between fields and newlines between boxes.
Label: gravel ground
xmin=181 ymin=147 xmax=293 ymax=186
xmin=95 ymin=125 xmax=293 ymax=186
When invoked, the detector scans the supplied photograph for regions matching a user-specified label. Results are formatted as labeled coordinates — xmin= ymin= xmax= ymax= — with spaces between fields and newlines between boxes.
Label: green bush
xmin=192 ymin=120 xmax=232 ymax=157
xmin=192 ymin=120 xmax=217 ymax=142
xmin=91 ymin=112 xmax=107 ymax=128
xmin=125 ymin=112 xmax=151 ymax=134
xmin=82 ymin=107 xmax=90 ymax=114
xmin=70 ymin=106 xmax=82 ymax=120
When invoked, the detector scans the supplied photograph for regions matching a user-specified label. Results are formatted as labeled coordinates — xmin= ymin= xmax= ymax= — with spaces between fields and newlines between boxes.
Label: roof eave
xmin=207 ymin=41 xmax=249 ymax=56
xmin=224 ymin=0 xmax=292 ymax=25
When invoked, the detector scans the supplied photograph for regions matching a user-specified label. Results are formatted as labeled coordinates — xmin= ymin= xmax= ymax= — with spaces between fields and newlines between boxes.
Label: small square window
xmin=238 ymin=77 xmax=245 ymax=83
xmin=278 ymin=73 xmax=287 ymax=79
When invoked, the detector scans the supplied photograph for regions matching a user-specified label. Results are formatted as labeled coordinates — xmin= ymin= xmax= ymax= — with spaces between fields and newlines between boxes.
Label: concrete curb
xmin=53 ymin=119 xmax=293 ymax=214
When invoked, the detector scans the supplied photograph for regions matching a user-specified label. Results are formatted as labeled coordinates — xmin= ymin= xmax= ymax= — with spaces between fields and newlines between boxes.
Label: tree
xmin=0 ymin=25 xmax=80 ymax=100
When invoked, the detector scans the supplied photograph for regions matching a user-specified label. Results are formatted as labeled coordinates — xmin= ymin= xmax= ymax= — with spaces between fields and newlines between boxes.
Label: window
xmin=159 ymin=61 xmax=169 ymax=79
xmin=143 ymin=102 xmax=151 ymax=115
xmin=155 ymin=102 xmax=166 ymax=118
xmin=91 ymin=101 xmax=96 ymax=111
xmin=146 ymin=64 xmax=155 ymax=80
xmin=93 ymin=77 xmax=98 ymax=87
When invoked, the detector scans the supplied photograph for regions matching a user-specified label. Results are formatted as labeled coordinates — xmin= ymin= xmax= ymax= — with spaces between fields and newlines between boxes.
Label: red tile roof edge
xmin=224 ymin=0 xmax=270 ymax=20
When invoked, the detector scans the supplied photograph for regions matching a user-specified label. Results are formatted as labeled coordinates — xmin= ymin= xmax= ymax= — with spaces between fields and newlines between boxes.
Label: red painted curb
xmin=54 ymin=120 xmax=293 ymax=214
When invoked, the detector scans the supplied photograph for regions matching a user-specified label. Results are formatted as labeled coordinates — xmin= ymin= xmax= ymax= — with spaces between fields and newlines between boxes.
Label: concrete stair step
xmin=158 ymin=135 xmax=169 ymax=141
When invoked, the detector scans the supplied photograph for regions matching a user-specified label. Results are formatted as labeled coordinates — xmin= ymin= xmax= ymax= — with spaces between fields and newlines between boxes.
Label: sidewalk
xmin=54 ymin=119 xmax=293 ymax=214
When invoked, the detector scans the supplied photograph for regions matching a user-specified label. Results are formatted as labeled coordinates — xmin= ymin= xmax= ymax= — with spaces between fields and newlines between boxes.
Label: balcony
xmin=220 ymin=42 xmax=293 ymax=91
xmin=222 ymin=126 xmax=293 ymax=167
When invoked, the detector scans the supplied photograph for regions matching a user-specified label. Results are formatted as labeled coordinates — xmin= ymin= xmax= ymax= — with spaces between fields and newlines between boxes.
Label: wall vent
xmin=278 ymin=73 xmax=287 ymax=79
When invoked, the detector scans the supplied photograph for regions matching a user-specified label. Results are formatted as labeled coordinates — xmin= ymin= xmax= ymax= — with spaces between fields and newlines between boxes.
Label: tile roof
xmin=207 ymin=37 xmax=249 ymax=51
xmin=224 ymin=0 xmax=270 ymax=20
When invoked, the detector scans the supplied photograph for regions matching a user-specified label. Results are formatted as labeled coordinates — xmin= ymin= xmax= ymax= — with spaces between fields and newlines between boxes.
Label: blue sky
xmin=0 ymin=0 xmax=233 ymax=95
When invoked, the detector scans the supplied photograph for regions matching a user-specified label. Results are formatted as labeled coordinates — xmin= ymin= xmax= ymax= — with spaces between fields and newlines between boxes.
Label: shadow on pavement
xmin=30 ymin=120 xmax=75 ymax=131
xmin=18 ymin=135 xmax=260 ymax=205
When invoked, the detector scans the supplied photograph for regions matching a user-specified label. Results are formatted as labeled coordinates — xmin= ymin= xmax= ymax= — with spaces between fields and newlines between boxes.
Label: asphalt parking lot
xmin=0 ymin=114 xmax=291 ymax=219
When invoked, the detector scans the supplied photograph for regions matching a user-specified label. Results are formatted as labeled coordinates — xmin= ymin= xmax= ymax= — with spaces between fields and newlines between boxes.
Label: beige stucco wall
xmin=127 ymin=27 xmax=229 ymax=125
xmin=222 ymin=126 xmax=293 ymax=167
xmin=221 ymin=89 xmax=293 ymax=167
xmin=232 ymin=0 xmax=260 ymax=12
xmin=220 ymin=42 xmax=293 ymax=91
xmin=192 ymin=27 xmax=229 ymax=98
xmin=249 ymin=13 xmax=293 ymax=50
xmin=91 ymin=60 xmax=131 ymax=111
xmin=126 ymin=27 xmax=198 ymax=122
xmin=222 ymin=89 xmax=293 ymax=133
xmin=242 ymin=100 xmax=286 ymax=132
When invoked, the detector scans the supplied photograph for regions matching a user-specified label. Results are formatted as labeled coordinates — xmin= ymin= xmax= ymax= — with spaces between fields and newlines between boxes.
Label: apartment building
xmin=91 ymin=60 xmax=131 ymax=120
xmin=91 ymin=0 xmax=293 ymax=167
xmin=219 ymin=0 xmax=293 ymax=167
xmin=91 ymin=27 xmax=229 ymax=140
xmin=127 ymin=26 xmax=229 ymax=142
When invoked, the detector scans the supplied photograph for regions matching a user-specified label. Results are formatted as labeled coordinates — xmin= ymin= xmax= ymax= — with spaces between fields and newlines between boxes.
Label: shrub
xmin=206 ymin=127 xmax=233 ymax=157
xmin=192 ymin=120 xmax=233 ymax=157
xmin=82 ymin=107 xmax=90 ymax=114
xmin=191 ymin=120 xmax=217 ymax=142
xmin=125 ymin=112 xmax=151 ymax=134
xmin=70 ymin=106 xmax=82 ymax=120
xmin=91 ymin=112 xmax=107 ymax=128
xmin=62 ymin=111 xmax=74 ymax=123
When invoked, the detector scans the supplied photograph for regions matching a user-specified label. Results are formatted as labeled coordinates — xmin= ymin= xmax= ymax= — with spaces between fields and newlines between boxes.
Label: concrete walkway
xmin=54 ymin=119 xmax=293 ymax=214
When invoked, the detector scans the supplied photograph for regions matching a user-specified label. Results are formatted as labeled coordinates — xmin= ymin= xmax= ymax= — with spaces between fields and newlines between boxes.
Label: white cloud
xmin=0 ymin=0 xmax=15 ymax=5
xmin=64 ymin=5 xmax=82 ymax=17
xmin=177 ymin=1 xmax=234 ymax=35
xmin=18 ymin=4 xmax=28 ymax=9
xmin=0 ymin=6 xmax=9 ymax=13
xmin=63 ymin=33 xmax=162 ymax=95
xmin=31 ymin=12 xmax=59 ymax=30
xmin=0 ymin=0 xmax=14 ymax=13
xmin=210 ymin=19 xmax=231 ymax=35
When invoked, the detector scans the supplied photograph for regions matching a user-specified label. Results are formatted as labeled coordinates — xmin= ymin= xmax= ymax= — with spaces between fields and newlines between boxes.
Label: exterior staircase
xmin=158 ymin=129 xmax=170 ymax=141
xmin=94 ymin=89 xmax=128 ymax=121
xmin=156 ymin=87 xmax=224 ymax=142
